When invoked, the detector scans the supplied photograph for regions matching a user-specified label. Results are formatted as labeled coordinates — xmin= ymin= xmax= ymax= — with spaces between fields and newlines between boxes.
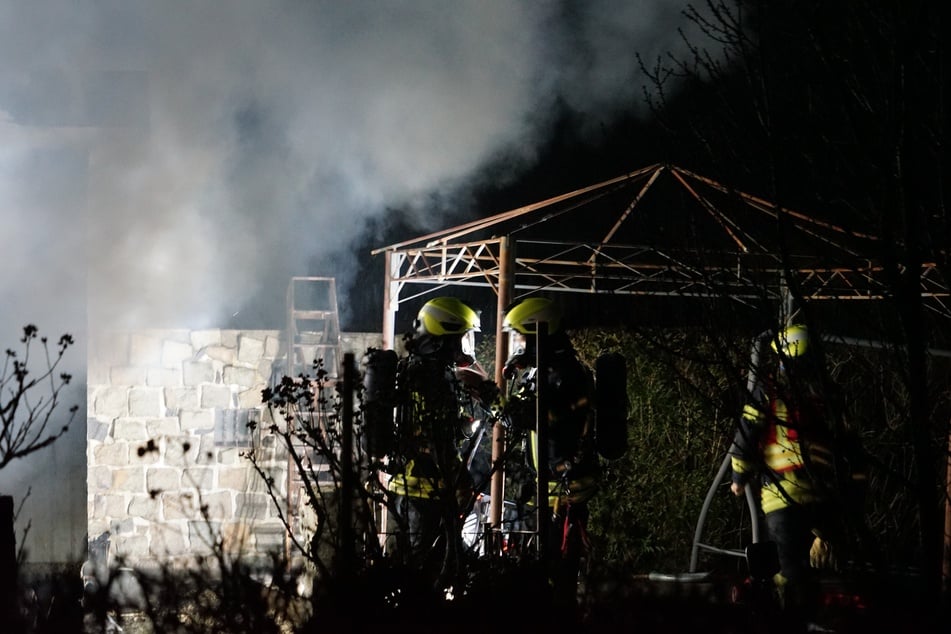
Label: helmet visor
xmin=461 ymin=330 xmax=476 ymax=358
xmin=508 ymin=331 xmax=527 ymax=356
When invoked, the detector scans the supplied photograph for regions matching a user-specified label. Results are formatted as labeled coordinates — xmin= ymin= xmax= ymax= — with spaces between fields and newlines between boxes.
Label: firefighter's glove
xmin=477 ymin=380 xmax=500 ymax=408
xmin=809 ymin=534 xmax=837 ymax=571
xmin=503 ymin=354 xmax=533 ymax=380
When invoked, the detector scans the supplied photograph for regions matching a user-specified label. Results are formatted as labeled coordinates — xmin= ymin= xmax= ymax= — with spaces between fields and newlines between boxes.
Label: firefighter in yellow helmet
xmin=730 ymin=323 xmax=841 ymax=626
xmin=501 ymin=297 xmax=599 ymax=617
xmin=382 ymin=296 xmax=492 ymax=587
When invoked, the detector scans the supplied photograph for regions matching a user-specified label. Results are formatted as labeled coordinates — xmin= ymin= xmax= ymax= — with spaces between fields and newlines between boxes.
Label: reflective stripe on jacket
xmin=385 ymin=459 xmax=443 ymax=499
xmin=529 ymin=430 xmax=600 ymax=507
xmin=731 ymin=399 xmax=821 ymax=514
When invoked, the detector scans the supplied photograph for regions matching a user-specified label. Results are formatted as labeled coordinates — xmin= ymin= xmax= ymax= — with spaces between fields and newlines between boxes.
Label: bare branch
xmin=0 ymin=325 xmax=78 ymax=471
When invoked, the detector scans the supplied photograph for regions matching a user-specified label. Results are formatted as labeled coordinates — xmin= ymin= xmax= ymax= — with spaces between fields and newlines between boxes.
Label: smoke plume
xmin=2 ymin=0 xmax=698 ymax=333
xmin=0 ymin=0 xmax=700 ymax=561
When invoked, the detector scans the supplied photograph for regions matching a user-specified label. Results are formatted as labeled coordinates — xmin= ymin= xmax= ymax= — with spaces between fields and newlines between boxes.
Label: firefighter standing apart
xmin=729 ymin=323 xmax=844 ymax=627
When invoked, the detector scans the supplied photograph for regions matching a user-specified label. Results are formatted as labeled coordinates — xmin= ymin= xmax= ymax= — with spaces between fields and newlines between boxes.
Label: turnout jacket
xmin=385 ymin=340 xmax=480 ymax=500
xmin=506 ymin=340 xmax=600 ymax=509
xmin=730 ymin=376 xmax=835 ymax=515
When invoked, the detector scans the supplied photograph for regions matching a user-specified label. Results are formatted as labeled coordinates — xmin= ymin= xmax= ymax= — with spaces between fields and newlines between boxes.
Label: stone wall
xmin=86 ymin=330 xmax=281 ymax=571
xmin=86 ymin=328 xmax=383 ymax=572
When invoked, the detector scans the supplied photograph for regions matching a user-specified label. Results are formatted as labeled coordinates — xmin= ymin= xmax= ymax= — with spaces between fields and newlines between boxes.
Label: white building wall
xmin=85 ymin=328 xmax=384 ymax=572
xmin=86 ymin=328 xmax=288 ymax=570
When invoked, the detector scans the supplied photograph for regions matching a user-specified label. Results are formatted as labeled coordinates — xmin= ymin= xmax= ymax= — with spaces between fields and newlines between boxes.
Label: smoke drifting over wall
xmin=0 ymin=0 xmax=703 ymax=563
xmin=2 ymin=0 xmax=698 ymax=333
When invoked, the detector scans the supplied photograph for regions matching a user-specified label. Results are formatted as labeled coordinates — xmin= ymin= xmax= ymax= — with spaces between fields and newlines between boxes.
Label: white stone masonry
xmin=86 ymin=329 xmax=288 ymax=570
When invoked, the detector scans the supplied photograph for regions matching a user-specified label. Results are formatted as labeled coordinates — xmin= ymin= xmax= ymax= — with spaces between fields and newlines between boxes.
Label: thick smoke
xmin=2 ymin=0 xmax=699 ymax=332
xmin=0 ymin=0 xmax=699 ymax=560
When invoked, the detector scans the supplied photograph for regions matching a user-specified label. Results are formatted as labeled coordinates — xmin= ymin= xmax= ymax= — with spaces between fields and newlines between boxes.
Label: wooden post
xmin=336 ymin=353 xmax=356 ymax=585
xmin=489 ymin=237 xmax=513 ymax=536
xmin=382 ymin=250 xmax=400 ymax=351
xmin=535 ymin=323 xmax=550 ymax=558
xmin=1 ymin=496 xmax=17 ymax=625
xmin=943 ymin=420 xmax=951 ymax=594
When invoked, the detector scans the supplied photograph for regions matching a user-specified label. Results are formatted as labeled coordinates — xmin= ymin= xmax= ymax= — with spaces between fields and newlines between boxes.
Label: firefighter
xmin=729 ymin=323 xmax=843 ymax=628
xmin=380 ymin=296 xmax=491 ymax=588
xmin=501 ymin=297 xmax=600 ymax=616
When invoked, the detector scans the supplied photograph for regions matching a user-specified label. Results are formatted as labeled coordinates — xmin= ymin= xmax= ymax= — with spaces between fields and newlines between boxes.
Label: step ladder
xmin=286 ymin=276 xmax=341 ymax=379
xmin=284 ymin=277 xmax=342 ymax=562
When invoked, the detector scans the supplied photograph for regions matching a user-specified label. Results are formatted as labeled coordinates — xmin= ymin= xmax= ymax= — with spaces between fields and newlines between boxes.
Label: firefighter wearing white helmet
xmin=729 ymin=322 xmax=842 ymax=625
xmin=501 ymin=296 xmax=599 ymax=618
xmin=381 ymin=296 xmax=493 ymax=588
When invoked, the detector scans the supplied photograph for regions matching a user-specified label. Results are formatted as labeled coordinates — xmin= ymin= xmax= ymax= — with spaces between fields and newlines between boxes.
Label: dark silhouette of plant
xmin=1 ymin=324 xmax=78 ymax=471
xmin=0 ymin=325 xmax=79 ymax=631
xmin=252 ymin=354 xmax=486 ymax=625
xmin=250 ymin=353 xmax=581 ymax=630
xmin=79 ymin=435 xmax=309 ymax=634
